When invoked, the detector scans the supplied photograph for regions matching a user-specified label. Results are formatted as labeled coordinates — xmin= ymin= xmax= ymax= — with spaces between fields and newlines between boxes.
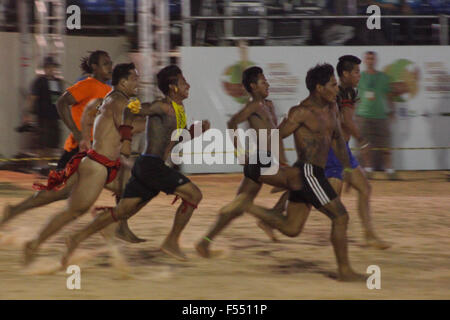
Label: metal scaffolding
xmin=182 ymin=0 xmax=450 ymax=46
xmin=138 ymin=0 xmax=170 ymax=101
xmin=34 ymin=0 xmax=66 ymax=70
xmin=17 ymin=0 xmax=66 ymax=114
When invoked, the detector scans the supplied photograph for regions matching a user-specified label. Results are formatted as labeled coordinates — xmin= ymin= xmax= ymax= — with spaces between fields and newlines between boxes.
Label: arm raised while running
xmin=278 ymin=105 xmax=308 ymax=139
xmin=227 ymin=101 xmax=260 ymax=151
xmin=119 ymin=101 xmax=165 ymax=156
xmin=79 ymin=98 xmax=103 ymax=151
xmin=340 ymin=106 xmax=366 ymax=144
xmin=331 ymin=107 xmax=351 ymax=170
xmin=56 ymin=91 xmax=82 ymax=142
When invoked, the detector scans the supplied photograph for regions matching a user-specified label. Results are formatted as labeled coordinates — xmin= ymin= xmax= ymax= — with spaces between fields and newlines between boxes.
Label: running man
xmin=23 ymin=63 xmax=143 ymax=264
xmin=196 ymin=66 xmax=302 ymax=257
xmin=246 ymin=64 xmax=366 ymax=281
xmin=325 ymin=55 xmax=390 ymax=249
xmin=57 ymin=50 xmax=112 ymax=167
xmin=61 ymin=65 xmax=210 ymax=264
xmin=1 ymin=52 xmax=141 ymax=243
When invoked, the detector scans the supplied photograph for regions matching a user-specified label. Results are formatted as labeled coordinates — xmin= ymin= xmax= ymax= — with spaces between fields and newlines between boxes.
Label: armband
xmin=118 ymin=125 xmax=133 ymax=142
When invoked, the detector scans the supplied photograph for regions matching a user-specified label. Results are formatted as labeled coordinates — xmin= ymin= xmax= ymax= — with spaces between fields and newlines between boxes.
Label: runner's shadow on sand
xmin=272 ymin=258 xmax=338 ymax=280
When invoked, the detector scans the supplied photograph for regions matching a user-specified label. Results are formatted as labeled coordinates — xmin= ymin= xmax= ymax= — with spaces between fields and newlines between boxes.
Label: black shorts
xmin=243 ymin=151 xmax=272 ymax=183
xmin=288 ymin=162 xmax=337 ymax=209
xmin=123 ymin=154 xmax=191 ymax=202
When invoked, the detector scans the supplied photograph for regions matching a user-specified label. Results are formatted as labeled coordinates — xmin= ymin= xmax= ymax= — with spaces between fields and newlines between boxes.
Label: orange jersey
xmin=63 ymin=77 xmax=111 ymax=151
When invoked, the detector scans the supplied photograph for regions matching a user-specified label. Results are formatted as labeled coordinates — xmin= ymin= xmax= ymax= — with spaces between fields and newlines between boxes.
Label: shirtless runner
xmin=246 ymin=64 xmax=366 ymax=281
xmin=23 ymin=63 xmax=144 ymax=264
xmin=196 ymin=66 xmax=302 ymax=257
xmin=61 ymin=65 xmax=210 ymax=264
xmin=1 ymin=52 xmax=142 ymax=243
xmin=325 ymin=55 xmax=390 ymax=249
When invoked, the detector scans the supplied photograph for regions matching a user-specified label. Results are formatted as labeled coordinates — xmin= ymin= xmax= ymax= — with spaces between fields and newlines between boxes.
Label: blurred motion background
xmin=0 ymin=0 xmax=449 ymax=175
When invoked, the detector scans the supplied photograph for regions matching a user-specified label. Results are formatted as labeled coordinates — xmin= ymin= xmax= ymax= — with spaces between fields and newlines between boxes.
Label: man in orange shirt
xmin=57 ymin=50 xmax=112 ymax=167
xmin=1 ymin=51 xmax=143 ymax=243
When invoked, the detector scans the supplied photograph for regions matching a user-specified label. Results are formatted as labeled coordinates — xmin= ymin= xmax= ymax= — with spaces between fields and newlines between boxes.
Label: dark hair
xmin=157 ymin=65 xmax=182 ymax=95
xmin=305 ymin=63 xmax=335 ymax=93
xmin=242 ymin=66 xmax=263 ymax=93
xmin=111 ymin=63 xmax=136 ymax=86
xmin=365 ymin=51 xmax=377 ymax=56
xmin=80 ymin=50 xmax=109 ymax=74
xmin=336 ymin=55 xmax=361 ymax=77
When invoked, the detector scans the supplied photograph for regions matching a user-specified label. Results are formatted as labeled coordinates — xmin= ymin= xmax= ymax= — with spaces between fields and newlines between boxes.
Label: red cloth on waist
xmin=33 ymin=149 xmax=121 ymax=191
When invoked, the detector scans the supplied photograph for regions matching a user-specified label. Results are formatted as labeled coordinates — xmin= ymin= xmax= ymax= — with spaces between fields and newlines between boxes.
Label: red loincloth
xmin=33 ymin=149 xmax=121 ymax=191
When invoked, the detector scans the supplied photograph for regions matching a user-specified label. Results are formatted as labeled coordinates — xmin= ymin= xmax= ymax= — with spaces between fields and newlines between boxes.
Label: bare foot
xmin=115 ymin=221 xmax=146 ymax=243
xmin=24 ymin=240 xmax=38 ymax=266
xmin=61 ymin=236 xmax=78 ymax=267
xmin=257 ymin=221 xmax=278 ymax=242
xmin=338 ymin=269 xmax=368 ymax=282
xmin=366 ymin=237 xmax=391 ymax=250
xmin=161 ymin=240 xmax=188 ymax=261
xmin=0 ymin=205 xmax=13 ymax=227
xmin=195 ymin=240 xmax=211 ymax=258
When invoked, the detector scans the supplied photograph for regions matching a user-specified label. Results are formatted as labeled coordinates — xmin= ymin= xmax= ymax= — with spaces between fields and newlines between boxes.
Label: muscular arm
xmin=341 ymin=107 xmax=363 ymax=142
xmin=278 ymin=106 xmax=304 ymax=139
xmin=122 ymin=101 xmax=164 ymax=128
xmin=267 ymin=101 xmax=288 ymax=164
xmin=56 ymin=91 xmax=81 ymax=141
xmin=331 ymin=114 xmax=351 ymax=169
xmin=227 ymin=102 xmax=259 ymax=150
xmin=120 ymin=101 xmax=165 ymax=156
xmin=266 ymin=100 xmax=278 ymax=126
xmin=227 ymin=102 xmax=259 ymax=130
xmin=80 ymin=98 xmax=102 ymax=142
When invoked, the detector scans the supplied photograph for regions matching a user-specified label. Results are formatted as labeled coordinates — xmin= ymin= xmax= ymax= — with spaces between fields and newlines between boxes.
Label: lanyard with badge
xmin=365 ymin=73 xmax=377 ymax=101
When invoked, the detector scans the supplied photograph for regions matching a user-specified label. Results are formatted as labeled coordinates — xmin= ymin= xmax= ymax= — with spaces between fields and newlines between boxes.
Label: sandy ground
xmin=0 ymin=170 xmax=449 ymax=300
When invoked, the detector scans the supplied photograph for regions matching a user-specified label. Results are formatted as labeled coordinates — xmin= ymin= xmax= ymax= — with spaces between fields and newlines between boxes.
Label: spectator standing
xmin=356 ymin=51 xmax=398 ymax=180
xmin=24 ymin=56 xmax=63 ymax=170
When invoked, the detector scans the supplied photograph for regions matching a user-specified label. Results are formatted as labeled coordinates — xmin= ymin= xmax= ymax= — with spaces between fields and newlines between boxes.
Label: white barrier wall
xmin=0 ymin=32 xmax=129 ymax=158
xmin=181 ymin=46 xmax=450 ymax=172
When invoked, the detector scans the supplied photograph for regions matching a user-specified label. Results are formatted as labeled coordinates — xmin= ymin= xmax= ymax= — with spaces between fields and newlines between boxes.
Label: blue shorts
xmin=325 ymin=143 xmax=359 ymax=180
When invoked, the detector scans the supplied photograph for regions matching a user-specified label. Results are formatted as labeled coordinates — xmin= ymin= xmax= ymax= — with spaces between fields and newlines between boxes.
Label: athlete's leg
xmin=247 ymin=200 xmax=311 ymax=237
xmin=160 ymin=182 xmax=202 ymax=260
xmin=317 ymin=198 xmax=366 ymax=282
xmin=350 ymin=167 xmax=390 ymax=249
xmin=24 ymin=158 xmax=107 ymax=265
xmin=256 ymin=191 xmax=290 ymax=242
xmin=62 ymin=196 xmax=150 ymax=266
xmin=1 ymin=175 xmax=76 ymax=227
xmin=258 ymin=166 xmax=302 ymax=190
xmin=195 ymin=177 xmax=261 ymax=258
xmin=328 ymin=177 xmax=343 ymax=196
xmin=104 ymin=166 xmax=146 ymax=243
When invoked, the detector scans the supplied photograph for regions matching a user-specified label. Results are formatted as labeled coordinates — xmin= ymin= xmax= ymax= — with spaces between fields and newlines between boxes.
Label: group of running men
xmin=1 ymin=50 xmax=390 ymax=282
